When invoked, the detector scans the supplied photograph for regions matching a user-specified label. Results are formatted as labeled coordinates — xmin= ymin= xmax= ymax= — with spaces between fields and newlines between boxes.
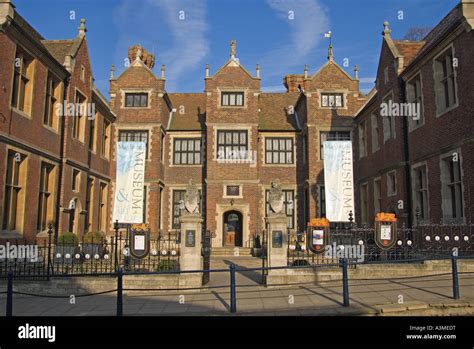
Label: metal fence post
xmin=114 ymin=220 xmax=119 ymax=271
xmin=341 ymin=258 xmax=350 ymax=307
xmin=117 ymin=268 xmax=123 ymax=316
xmin=230 ymin=263 xmax=237 ymax=313
xmin=451 ymin=254 xmax=460 ymax=300
xmin=6 ymin=271 xmax=13 ymax=317
xmin=47 ymin=224 xmax=53 ymax=280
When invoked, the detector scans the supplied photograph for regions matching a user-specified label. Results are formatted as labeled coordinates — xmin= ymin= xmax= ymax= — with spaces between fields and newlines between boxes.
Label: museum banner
xmin=113 ymin=141 xmax=146 ymax=223
xmin=323 ymin=141 xmax=355 ymax=222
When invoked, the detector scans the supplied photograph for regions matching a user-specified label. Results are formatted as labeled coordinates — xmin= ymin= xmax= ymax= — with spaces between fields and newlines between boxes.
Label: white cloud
xmin=262 ymin=0 xmax=330 ymax=78
xmin=113 ymin=0 xmax=209 ymax=91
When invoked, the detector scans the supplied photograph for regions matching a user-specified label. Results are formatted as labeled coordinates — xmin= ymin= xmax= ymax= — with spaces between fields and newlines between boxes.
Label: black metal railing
xmin=287 ymin=223 xmax=474 ymax=266
xmin=0 ymin=226 xmax=181 ymax=279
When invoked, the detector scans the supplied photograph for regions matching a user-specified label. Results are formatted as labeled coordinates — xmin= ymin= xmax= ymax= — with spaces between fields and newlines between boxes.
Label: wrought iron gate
xmin=201 ymin=229 xmax=212 ymax=284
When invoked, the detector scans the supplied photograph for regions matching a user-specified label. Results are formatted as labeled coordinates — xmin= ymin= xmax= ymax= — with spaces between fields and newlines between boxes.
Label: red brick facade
xmin=110 ymin=45 xmax=366 ymax=247
xmin=353 ymin=1 xmax=474 ymax=226
xmin=0 ymin=1 xmax=115 ymax=241
xmin=2 ymin=0 xmax=472 ymax=247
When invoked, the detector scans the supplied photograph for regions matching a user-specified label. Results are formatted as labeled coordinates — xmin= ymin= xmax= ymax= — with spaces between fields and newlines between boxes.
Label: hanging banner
xmin=113 ymin=141 xmax=146 ymax=223
xmin=323 ymin=141 xmax=355 ymax=222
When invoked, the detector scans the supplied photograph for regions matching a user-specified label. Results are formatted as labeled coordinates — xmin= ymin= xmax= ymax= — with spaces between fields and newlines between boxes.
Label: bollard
xmin=229 ymin=263 xmax=237 ymax=313
xmin=117 ymin=268 xmax=123 ymax=316
xmin=451 ymin=254 xmax=460 ymax=300
xmin=6 ymin=271 xmax=13 ymax=317
xmin=341 ymin=258 xmax=350 ymax=307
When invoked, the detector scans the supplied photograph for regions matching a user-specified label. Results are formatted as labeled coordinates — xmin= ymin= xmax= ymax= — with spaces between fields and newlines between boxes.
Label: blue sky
xmin=15 ymin=0 xmax=458 ymax=96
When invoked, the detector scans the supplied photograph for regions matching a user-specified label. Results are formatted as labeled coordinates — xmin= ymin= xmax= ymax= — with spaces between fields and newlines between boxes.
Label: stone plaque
xmin=272 ymin=230 xmax=283 ymax=248
xmin=185 ymin=230 xmax=196 ymax=247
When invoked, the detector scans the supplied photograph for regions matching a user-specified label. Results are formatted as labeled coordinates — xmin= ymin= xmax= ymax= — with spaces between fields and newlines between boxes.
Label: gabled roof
xmin=167 ymin=93 xmax=206 ymax=131
xmin=41 ymin=39 xmax=76 ymax=64
xmin=113 ymin=57 xmax=161 ymax=81
xmin=393 ymin=41 xmax=425 ymax=68
xmin=210 ymin=58 xmax=258 ymax=80
xmin=309 ymin=60 xmax=357 ymax=82
xmin=258 ymin=93 xmax=301 ymax=131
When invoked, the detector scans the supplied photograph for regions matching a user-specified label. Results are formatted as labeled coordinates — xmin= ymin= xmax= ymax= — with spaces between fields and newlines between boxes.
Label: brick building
xmin=110 ymin=41 xmax=367 ymax=248
xmin=0 ymin=0 xmax=115 ymax=241
xmin=353 ymin=0 xmax=474 ymax=227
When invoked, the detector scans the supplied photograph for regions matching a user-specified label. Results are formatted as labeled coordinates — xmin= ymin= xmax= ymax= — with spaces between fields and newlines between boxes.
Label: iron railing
xmin=287 ymin=223 xmax=474 ymax=266
xmin=0 ymin=226 xmax=181 ymax=280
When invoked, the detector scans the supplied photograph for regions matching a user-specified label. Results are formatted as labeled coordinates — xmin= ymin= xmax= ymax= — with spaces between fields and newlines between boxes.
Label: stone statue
xmin=230 ymin=40 xmax=237 ymax=58
xmin=268 ymin=179 xmax=284 ymax=214
xmin=184 ymin=179 xmax=200 ymax=214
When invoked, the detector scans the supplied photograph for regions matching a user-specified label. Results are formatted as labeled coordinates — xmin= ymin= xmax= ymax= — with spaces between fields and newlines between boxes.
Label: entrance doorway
xmin=223 ymin=210 xmax=242 ymax=247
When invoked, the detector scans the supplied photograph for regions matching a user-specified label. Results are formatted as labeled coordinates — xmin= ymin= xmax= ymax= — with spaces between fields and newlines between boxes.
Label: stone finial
xmin=304 ymin=64 xmax=308 ymax=79
xmin=161 ymin=64 xmax=165 ymax=79
xmin=382 ymin=21 xmax=391 ymax=36
xmin=205 ymin=64 xmax=209 ymax=78
xmin=354 ymin=64 xmax=359 ymax=80
xmin=256 ymin=64 xmax=260 ymax=78
xmin=78 ymin=18 xmax=87 ymax=37
xmin=328 ymin=44 xmax=334 ymax=61
xmin=230 ymin=39 xmax=237 ymax=59
xmin=110 ymin=64 xmax=115 ymax=80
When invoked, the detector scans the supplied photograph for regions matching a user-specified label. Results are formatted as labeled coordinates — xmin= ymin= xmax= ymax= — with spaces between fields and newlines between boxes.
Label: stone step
xmin=211 ymin=247 xmax=253 ymax=256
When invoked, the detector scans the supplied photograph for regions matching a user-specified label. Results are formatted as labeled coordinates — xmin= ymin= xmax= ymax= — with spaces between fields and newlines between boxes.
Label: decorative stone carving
xmin=230 ymin=40 xmax=237 ymax=59
xmin=184 ymin=179 xmax=200 ymax=214
xmin=268 ymin=179 xmax=284 ymax=214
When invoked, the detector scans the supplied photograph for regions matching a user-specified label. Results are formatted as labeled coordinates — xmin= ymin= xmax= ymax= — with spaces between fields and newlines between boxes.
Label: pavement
xmin=1 ymin=256 xmax=473 ymax=316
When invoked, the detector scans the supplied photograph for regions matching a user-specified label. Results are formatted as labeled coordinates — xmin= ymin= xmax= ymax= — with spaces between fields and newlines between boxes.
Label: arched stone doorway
xmin=223 ymin=210 xmax=243 ymax=247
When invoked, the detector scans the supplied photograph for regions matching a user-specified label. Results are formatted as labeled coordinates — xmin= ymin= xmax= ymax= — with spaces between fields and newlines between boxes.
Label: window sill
xmin=436 ymin=103 xmax=459 ymax=118
xmin=408 ymin=121 xmax=425 ymax=133
xmin=169 ymin=164 xmax=202 ymax=168
xmin=12 ymin=107 xmax=32 ymax=120
xmin=0 ymin=230 xmax=24 ymax=239
xmin=42 ymin=124 xmax=60 ymax=134
xmin=121 ymin=106 xmax=151 ymax=110
xmin=262 ymin=163 xmax=296 ymax=167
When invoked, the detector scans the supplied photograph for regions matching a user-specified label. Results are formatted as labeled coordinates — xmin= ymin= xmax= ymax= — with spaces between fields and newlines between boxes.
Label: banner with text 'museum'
xmin=113 ymin=141 xmax=146 ymax=223
xmin=323 ymin=141 xmax=355 ymax=222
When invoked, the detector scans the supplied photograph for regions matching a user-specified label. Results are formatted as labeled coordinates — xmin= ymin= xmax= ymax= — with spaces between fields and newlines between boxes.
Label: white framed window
xmin=406 ymin=73 xmax=424 ymax=130
xmin=387 ymin=171 xmax=397 ymax=197
xmin=321 ymin=93 xmax=344 ymax=108
xmin=173 ymin=138 xmax=202 ymax=165
xmin=371 ymin=113 xmax=379 ymax=152
xmin=382 ymin=92 xmax=396 ymax=142
xmin=221 ymin=92 xmax=244 ymax=107
xmin=440 ymin=152 xmax=464 ymax=223
xmin=265 ymin=137 xmax=293 ymax=164
xmin=412 ymin=164 xmax=429 ymax=223
xmin=433 ymin=46 xmax=458 ymax=116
